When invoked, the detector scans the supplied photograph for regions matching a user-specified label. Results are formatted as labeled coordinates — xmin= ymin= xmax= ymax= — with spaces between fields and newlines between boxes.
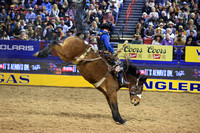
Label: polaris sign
xmin=0 ymin=44 xmax=34 ymax=51
xmin=0 ymin=40 xmax=40 ymax=59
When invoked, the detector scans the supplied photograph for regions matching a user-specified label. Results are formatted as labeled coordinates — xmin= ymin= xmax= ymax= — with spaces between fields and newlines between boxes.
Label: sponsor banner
xmin=1 ymin=60 xmax=200 ymax=81
xmin=0 ymin=73 xmax=92 ymax=87
xmin=0 ymin=73 xmax=200 ymax=93
xmin=0 ymin=60 xmax=80 ymax=75
xmin=118 ymin=44 xmax=173 ymax=61
xmin=185 ymin=46 xmax=200 ymax=63
xmin=139 ymin=66 xmax=200 ymax=81
xmin=0 ymin=40 xmax=40 ymax=59
xmin=144 ymin=79 xmax=200 ymax=93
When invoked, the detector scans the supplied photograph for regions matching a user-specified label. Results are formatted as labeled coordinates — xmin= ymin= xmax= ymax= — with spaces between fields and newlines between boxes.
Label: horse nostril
xmin=134 ymin=102 xmax=140 ymax=106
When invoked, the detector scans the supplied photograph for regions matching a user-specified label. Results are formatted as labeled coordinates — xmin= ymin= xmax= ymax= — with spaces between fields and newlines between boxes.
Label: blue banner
xmin=0 ymin=40 xmax=40 ymax=59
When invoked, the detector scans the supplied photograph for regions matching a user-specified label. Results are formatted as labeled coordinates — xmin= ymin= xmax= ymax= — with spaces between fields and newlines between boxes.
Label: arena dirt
xmin=0 ymin=85 xmax=200 ymax=133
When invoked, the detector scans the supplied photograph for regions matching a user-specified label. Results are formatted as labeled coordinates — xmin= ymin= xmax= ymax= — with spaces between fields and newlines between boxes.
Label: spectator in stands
xmin=110 ymin=5 xmax=117 ymax=24
xmin=94 ymin=17 xmax=101 ymax=28
xmin=5 ymin=15 xmax=12 ymax=26
xmin=1 ymin=30 xmax=10 ymax=40
xmin=57 ymin=26 xmax=64 ymax=40
xmin=165 ymin=28 xmax=175 ymax=40
xmin=142 ymin=1 xmax=151 ymax=14
xmin=41 ymin=5 xmax=49 ymax=16
xmin=55 ymin=0 xmax=62 ymax=10
xmin=55 ymin=16 xmax=61 ymax=25
xmin=149 ymin=0 xmax=155 ymax=7
xmin=174 ymin=29 xmax=186 ymax=42
xmin=25 ymin=0 xmax=35 ymax=8
xmin=57 ymin=19 xmax=69 ymax=34
xmin=62 ymin=0 xmax=69 ymax=11
xmin=176 ymin=17 xmax=187 ymax=30
xmin=168 ymin=12 xmax=178 ymax=24
xmin=158 ymin=23 xmax=166 ymax=34
xmin=103 ymin=9 xmax=115 ymax=25
xmin=155 ymin=27 xmax=163 ymax=37
xmin=174 ymin=34 xmax=185 ymax=59
xmin=50 ymin=29 xmax=59 ymax=40
xmin=186 ymin=35 xmax=197 ymax=46
xmin=26 ymin=24 xmax=34 ymax=39
xmin=160 ymin=34 xmax=174 ymax=45
xmin=59 ymin=8 xmax=66 ymax=18
xmin=131 ymin=34 xmax=143 ymax=44
xmin=135 ymin=22 xmax=143 ymax=36
xmin=15 ymin=8 xmax=26 ymax=20
xmin=167 ymin=21 xmax=176 ymax=35
xmin=90 ymin=21 xmax=99 ymax=35
xmin=0 ymin=9 xmax=7 ymax=22
xmin=178 ymin=7 xmax=188 ymax=22
xmin=25 ymin=7 xmax=36 ymax=22
xmin=149 ymin=7 xmax=159 ymax=20
xmin=51 ymin=4 xmax=60 ymax=17
xmin=34 ymin=15 xmax=42 ymax=26
xmin=12 ymin=22 xmax=21 ymax=39
xmin=66 ymin=4 xmax=76 ymax=19
xmin=187 ymin=19 xmax=197 ymax=31
xmin=108 ymin=0 xmax=119 ymax=13
xmin=152 ymin=34 xmax=162 ymax=45
xmin=144 ymin=22 xmax=155 ymax=39
xmin=181 ymin=1 xmax=190 ymax=14
xmin=63 ymin=14 xmax=73 ymax=29
xmin=32 ymin=25 xmax=43 ymax=41
xmin=18 ymin=29 xmax=29 ymax=40
xmin=43 ymin=22 xmax=54 ymax=40
xmin=141 ymin=12 xmax=149 ymax=24
xmin=41 ymin=0 xmax=52 ymax=15
xmin=7 ymin=9 xmax=15 ymax=20
xmin=160 ymin=11 xmax=168 ymax=24
xmin=186 ymin=25 xmax=197 ymax=37
xmin=97 ymin=10 xmax=104 ymax=24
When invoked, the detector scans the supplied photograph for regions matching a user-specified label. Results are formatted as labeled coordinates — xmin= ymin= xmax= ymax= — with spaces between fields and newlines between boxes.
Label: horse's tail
xmin=33 ymin=41 xmax=59 ymax=58
xmin=74 ymin=0 xmax=87 ymax=38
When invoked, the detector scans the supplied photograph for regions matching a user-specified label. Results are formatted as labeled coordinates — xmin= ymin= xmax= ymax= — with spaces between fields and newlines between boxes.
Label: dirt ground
xmin=0 ymin=85 xmax=200 ymax=133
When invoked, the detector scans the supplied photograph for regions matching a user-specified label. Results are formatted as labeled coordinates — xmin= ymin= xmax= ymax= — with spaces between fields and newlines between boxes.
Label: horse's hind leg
xmin=33 ymin=41 xmax=58 ymax=58
xmin=104 ymin=91 xmax=126 ymax=124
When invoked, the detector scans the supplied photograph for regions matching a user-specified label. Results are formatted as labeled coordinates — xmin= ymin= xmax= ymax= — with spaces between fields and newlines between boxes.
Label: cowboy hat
xmin=101 ymin=23 xmax=112 ymax=31
xmin=105 ymin=9 xmax=111 ymax=13
xmin=167 ymin=21 xmax=174 ymax=26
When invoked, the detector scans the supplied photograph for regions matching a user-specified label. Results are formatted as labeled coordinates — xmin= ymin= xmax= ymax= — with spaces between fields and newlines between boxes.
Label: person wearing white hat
xmin=25 ymin=7 xmax=36 ymax=22
xmin=103 ymin=9 xmax=115 ymax=24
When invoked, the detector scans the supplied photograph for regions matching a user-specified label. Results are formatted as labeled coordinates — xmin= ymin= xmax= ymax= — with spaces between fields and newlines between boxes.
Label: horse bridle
xmin=129 ymin=78 xmax=142 ymax=99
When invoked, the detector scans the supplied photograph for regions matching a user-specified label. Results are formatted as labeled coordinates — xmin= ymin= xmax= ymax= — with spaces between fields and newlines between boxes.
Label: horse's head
xmin=122 ymin=62 xmax=147 ymax=106
xmin=129 ymin=75 xmax=147 ymax=106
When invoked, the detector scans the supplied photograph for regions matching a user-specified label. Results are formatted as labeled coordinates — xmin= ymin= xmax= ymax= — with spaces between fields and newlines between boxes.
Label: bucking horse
xmin=33 ymin=2 xmax=147 ymax=124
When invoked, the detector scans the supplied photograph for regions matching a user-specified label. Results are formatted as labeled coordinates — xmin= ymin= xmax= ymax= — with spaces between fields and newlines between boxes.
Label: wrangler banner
xmin=185 ymin=46 xmax=200 ymax=63
xmin=118 ymin=44 xmax=173 ymax=61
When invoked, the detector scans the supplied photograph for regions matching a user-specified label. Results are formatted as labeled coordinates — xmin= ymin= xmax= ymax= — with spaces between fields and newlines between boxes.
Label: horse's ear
xmin=139 ymin=75 xmax=148 ymax=83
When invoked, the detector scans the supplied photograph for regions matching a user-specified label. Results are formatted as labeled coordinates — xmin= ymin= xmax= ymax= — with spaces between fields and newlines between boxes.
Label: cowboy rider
xmin=98 ymin=23 xmax=129 ymax=86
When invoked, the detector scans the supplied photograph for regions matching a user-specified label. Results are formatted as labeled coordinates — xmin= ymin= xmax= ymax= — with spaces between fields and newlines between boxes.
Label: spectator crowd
xmin=0 ymin=0 xmax=123 ymax=42
xmin=133 ymin=0 xmax=200 ymax=47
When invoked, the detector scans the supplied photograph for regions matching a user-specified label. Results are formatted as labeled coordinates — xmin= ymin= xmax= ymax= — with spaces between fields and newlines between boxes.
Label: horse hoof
xmin=33 ymin=52 xmax=39 ymax=57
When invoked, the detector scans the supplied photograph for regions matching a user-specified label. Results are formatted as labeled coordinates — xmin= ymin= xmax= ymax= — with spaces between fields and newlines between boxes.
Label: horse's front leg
xmin=107 ymin=91 xmax=126 ymax=124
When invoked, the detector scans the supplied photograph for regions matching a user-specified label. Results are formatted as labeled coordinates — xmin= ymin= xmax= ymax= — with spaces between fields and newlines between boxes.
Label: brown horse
xmin=33 ymin=36 xmax=147 ymax=124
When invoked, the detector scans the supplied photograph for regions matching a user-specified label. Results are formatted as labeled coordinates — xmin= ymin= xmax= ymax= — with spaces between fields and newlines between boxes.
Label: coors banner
xmin=118 ymin=44 xmax=173 ymax=61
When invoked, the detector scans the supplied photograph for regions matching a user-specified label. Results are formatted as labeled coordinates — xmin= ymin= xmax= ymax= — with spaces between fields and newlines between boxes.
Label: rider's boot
xmin=118 ymin=72 xmax=130 ymax=86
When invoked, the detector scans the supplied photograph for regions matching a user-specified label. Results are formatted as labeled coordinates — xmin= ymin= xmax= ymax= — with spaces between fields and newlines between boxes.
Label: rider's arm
xmin=102 ymin=35 xmax=114 ymax=53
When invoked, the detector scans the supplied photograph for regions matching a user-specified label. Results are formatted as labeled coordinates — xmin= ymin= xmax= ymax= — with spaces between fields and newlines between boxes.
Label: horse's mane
xmin=123 ymin=61 xmax=140 ymax=79
xmin=74 ymin=0 xmax=87 ymax=36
